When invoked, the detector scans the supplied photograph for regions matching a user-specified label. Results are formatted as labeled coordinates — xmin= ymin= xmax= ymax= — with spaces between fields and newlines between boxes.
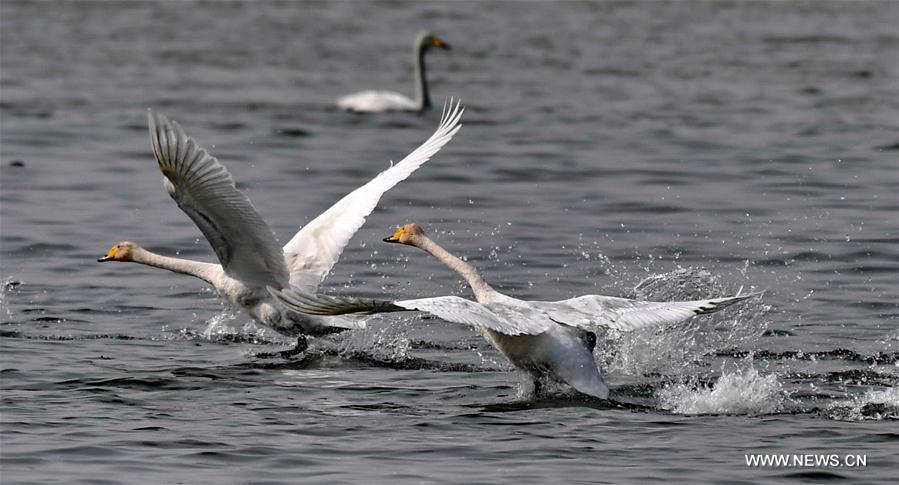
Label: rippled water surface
xmin=2 ymin=1 xmax=897 ymax=483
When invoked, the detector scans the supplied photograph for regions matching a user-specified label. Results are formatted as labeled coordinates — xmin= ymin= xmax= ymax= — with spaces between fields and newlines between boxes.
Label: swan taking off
xmin=337 ymin=31 xmax=451 ymax=113
xmin=99 ymin=102 xmax=463 ymax=336
xmin=270 ymin=224 xmax=762 ymax=398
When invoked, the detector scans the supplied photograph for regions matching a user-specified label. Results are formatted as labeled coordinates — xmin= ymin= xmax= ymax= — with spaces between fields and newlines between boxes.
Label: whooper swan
xmin=337 ymin=31 xmax=451 ymax=113
xmin=99 ymin=103 xmax=463 ymax=337
xmin=271 ymin=223 xmax=762 ymax=398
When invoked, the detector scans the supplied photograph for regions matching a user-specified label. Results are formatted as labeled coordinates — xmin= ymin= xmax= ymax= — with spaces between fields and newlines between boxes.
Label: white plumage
xmin=99 ymin=101 xmax=463 ymax=336
xmin=337 ymin=31 xmax=451 ymax=113
xmin=337 ymin=91 xmax=420 ymax=113
xmin=271 ymin=223 xmax=762 ymax=397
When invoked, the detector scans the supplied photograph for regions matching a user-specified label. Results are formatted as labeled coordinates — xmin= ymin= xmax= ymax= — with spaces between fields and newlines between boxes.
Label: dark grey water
xmin=2 ymin=1 xmax=897 ymax=483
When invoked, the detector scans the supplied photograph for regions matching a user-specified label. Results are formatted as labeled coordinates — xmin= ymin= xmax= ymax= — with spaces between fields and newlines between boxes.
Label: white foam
xmin=659 ymin=366 xmax=783 ymax=415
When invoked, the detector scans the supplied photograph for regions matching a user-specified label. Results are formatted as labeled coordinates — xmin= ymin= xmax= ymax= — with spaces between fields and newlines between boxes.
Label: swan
xmin=98 ymin=102 xmax=463 ymax=337
xmin=336 ymin=31 xmax=451 ymax=113
xmin=270 ymin=224 xmax=762 ymax=398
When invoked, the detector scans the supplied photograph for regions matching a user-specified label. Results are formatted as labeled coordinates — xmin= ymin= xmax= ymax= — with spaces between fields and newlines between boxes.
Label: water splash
xmin=826 ymin=387 xmax=899 ymax=421
xmin=201 ymin=310 xmax=244 ymax=338
xmin=658 ymin=366 xmax=784 ymax=415
xmin=195 ymin=309 xmax=281 ymax=344
xmin=332 ymin=314 xmax=413 ymax=362
xmin=0 ymin=278 xmax=21 ymax=319
xmin=600 ymin=267 xmax=769 ymax=378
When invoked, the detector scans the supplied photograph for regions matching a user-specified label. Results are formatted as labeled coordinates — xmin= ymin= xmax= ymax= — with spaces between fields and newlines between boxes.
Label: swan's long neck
xmin=130 ymin=246 xmax=222 ymax=285
xmin=413 ymin=42 xmax=430 ymax=112
xmin=414 ymin=236 xmax=495 ymax=301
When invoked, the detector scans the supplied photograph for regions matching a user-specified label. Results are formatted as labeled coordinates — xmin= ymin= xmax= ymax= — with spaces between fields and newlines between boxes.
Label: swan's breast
xmin=480 ymin=327 xmax=552 ymax=370
xmin=482 ymin=325 xmax=596 ymax=373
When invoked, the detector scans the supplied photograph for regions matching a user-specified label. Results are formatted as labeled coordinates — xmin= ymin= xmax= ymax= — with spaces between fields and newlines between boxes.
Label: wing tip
xmin=439 ymin=96 xmax=464 ymax=132
xmin=693 ymin=289 xmax=765 ymax=315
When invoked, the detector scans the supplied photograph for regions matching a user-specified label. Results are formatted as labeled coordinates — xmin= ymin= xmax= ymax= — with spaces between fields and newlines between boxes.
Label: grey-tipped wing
xmin=268 ymin=286 xmax=405 ymax=315
xmin=539 ymin=290 xmax=763 ymax=332
xmin=148 ymin=111 xmax=289 ymax=289
xmin=281 ymin=99 xmax=464 ymax=291
xmin=269 ymin=287 xmax=550 ymax=336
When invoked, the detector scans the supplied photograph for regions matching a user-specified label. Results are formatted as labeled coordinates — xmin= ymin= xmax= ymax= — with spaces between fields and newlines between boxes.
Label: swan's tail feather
xmin=269 ymin=286 xmax=405 ymax=316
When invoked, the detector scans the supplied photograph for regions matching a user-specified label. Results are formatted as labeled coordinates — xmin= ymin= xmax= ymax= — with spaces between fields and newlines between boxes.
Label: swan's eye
xmin=431 ymin=37 xmax=443 ymax=47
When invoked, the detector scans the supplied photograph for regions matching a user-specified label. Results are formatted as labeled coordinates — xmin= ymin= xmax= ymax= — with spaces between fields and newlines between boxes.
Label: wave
xmin=717 ymin=348 xmax=899 ymax=365
xmin=658 ymin=366 xmax=784 ymax=415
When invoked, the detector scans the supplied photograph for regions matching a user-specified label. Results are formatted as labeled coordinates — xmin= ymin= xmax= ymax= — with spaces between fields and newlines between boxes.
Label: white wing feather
xmin=395 ymin=296 xmax=551 ymax=336
xmin=282 ymin=99 xmax=463 ymax=290
xmin=148 ymin=111 xmax=289 ymax=289
xmin=539 ymin=291 xmax=762 ymax=332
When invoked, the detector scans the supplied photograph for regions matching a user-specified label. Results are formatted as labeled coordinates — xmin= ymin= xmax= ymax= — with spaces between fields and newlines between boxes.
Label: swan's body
xmin=271 ymin=224 xmax=761 ymax=397
xmin=99 ymin=103 xmax=463 ymax=336
xmin=337 ymin=31 xmax=450 ymax=113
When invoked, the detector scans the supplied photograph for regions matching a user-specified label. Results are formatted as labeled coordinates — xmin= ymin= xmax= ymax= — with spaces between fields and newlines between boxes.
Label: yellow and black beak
xmin=383 ymin=227 xmax=404 ymax=243
xmin=97 ymin=246 xmax=117 ymax=262
xmin=432 ymin=37 xmax=451 ymax=50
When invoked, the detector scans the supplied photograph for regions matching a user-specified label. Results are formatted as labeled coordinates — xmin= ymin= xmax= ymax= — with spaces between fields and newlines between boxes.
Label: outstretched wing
xmin=149 ymin=111 xmax=289 ymax=289
xmin=268 ymin=286 xmax=549 ymax=336
xmin=397 ymin=297 xmax=551 ymax=336
xmin=539 ymin=291 xmax=763 ymax=332
xmin=282 ymin=99 xmax=463 ymax=290
xmin=268 ymin=286 xmax=406 ymax=315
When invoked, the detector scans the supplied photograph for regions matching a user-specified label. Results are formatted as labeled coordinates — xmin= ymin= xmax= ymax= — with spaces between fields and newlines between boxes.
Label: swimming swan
xmin=337 ymin=31 xmax=451 ymax=113
xmin=99 ymin=103 xmax=463 ymax=336
xmin=270 ymin=223 xmax=762 ymax=398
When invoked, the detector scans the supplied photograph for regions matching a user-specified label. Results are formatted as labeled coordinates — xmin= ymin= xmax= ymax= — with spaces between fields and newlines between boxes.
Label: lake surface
xmin=1 ymin=1 xmax=897 ymax=483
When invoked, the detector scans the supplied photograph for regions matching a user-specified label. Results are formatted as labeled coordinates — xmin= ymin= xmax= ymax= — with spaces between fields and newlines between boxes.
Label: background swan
xmin=99 ymin=102 xmax=463 ymax=337
xmin=337 ymin=31 xmax=451 ymax=113
xmin=271 ymin=223 xmax=762 ymax=398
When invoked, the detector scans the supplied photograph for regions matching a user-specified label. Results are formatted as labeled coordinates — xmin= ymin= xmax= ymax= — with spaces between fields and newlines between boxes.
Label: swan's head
xmin=383 ymin=223 xmax=425 ymax=246
xmin=98 ymin=241 xmax=137 ymax=262
xmin=417 ymin=31 xmax=451 ymax=52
